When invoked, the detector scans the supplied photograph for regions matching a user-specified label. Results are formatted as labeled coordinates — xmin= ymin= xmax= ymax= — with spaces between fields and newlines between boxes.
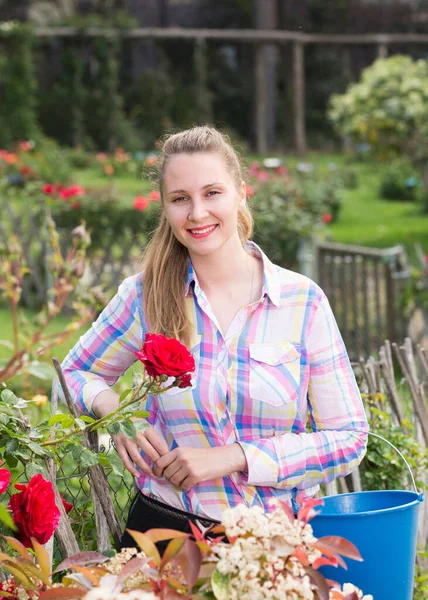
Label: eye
xmin=172 ymin=196 xmax=187 ymax=203
xmin=207 ymin=190 xmax=220 ymax=197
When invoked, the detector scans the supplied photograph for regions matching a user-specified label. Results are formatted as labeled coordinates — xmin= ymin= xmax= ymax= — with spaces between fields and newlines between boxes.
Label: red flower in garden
xmin=149 ymin=190 xmax=161 ymax=201
xmin=277 ymin=166 xmax=288 ymax=176
xmin=0 ymin=461 xmax=11 ymax=494
xmin=322 ymin=213 xmax=333 ymax=224
xmin=246 ymin=184 xmax=255 ymax=198
xmin=135 ymin=333 xmax=195 ymax=382
xmin=133 ymin=195 xmax=150 ymax=211
xmin=257 ymin=170 xmax=269 ymax=182
xmin=71 ymin=201 xmax=81 ymax=210
xmin=96 ymin=152 xmax=107 ymax=162
xmin=19 ymin=166 xmax=32 ymax=177
xmin=42 ymin=184 xmax=55 ymax=194
xmin=19 ymin=141 xmax=32 ymax=152
xmin=8 ymin=474 xmax=61 ymax=548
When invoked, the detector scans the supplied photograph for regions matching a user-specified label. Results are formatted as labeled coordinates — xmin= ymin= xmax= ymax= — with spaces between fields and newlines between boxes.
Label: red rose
xmin=177 ymin=373 xmax=193 ymax=389
xmin=8 ymin=474 xmax=61 ymax=548
xmin=61 ymin=494 xmax=73 ymax=514
xmin=0 ymin=461 xmax=11 ymax=494
xmin=322 ymin=213 xmax=333 ymax=224
xmin=245 ymin=184 xmax=255 ymax=198
xmin=135 ymin=333 xmax=195 ymax=380
xmin=133 ymin=195 xmax=150 ymax=211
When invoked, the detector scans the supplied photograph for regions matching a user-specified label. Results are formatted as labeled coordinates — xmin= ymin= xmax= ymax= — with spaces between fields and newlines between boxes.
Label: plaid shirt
xmin=62 ymin=243 xmax=368 ymax=521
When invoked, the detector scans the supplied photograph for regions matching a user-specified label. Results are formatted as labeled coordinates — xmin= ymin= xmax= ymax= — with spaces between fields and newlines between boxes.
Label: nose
xmin=188 ymin=197 xmax=209 ymax=222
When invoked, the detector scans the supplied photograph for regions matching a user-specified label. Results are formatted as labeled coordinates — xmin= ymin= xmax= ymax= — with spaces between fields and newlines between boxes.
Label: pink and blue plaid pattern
xmin=62 ymin=243 xmax=368 ymax=521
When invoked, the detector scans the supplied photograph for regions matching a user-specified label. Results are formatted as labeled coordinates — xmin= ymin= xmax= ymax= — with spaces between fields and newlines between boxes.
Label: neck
xmin=189 ymin=235 xmax=252 ymax=292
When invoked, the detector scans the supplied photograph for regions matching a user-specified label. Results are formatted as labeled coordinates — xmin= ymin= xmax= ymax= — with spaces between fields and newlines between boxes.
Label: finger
xmin=135 ymin=433 xmax=161 ymax=463
xmin=153 ymin=450 xmax=177 ymax=477
xmin=115 ymin=443 xmax=140 ymax=478
xmin=144 ymin=427 xmax=169 ymax=456
xmin=163 ymin=461 xmax=183 ymax=482
xmin=180 ymin=476 xmax=193 ymax=492
xmin=168 ymin=467 xmax=189 ymax=488
xmin=124 ymin=440 xmax=155 ymax=477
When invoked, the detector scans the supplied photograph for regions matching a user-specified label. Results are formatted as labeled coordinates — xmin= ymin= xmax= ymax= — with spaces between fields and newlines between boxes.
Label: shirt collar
xmin=184 ymin=241 xmax=281 ymax=308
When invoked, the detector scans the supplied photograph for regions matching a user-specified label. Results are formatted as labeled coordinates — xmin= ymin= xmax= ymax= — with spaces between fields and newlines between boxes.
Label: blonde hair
xmin=142 ymin=125 xmax=253 ymax=347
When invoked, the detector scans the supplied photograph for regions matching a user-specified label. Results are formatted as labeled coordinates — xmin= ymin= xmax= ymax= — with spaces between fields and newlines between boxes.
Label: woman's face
xmin=162 ymin=152 xmax=246 ymax=259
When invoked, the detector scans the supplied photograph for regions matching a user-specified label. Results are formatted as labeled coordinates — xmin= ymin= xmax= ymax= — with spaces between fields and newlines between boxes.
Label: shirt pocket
xmin=249 ymin=341 xmax=301 ymax=407
xmin=162 ymin=334 xmax=202 ymax=396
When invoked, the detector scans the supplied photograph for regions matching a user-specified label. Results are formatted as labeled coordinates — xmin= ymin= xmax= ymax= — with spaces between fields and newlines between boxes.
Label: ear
xmin=238 ymin=180 xmax=247 ymax=208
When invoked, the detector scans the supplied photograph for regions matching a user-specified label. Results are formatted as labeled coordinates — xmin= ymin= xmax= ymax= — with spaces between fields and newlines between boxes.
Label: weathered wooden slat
xmin=52 ymin=358 xmax=123 ymax=548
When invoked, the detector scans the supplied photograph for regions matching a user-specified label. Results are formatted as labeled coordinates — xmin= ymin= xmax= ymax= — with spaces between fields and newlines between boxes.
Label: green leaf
xmin=26 ymin=463 xmax=46 ymax=479
xmin=79 ymin=448 xmax=99 ymax=469
xmin=119 ymin=388 xmax=133 ymax=403
xmin=75 ymin=418 xmax=87 ymax=431
xmin=5 ymin=438 xmax=18 ymax=454
xmin=48 ymin=413 xmax=74 ymax=427
xmin=28 ymin=361 xmax=56 ymax=381
xmin=1 ymin=389 xmax=19 ymax=405
xmin=105 ymin=452 xmax=124 ymax=476
xmin=28 ymin=441 xmax=50 ymax=457
xmin=133 ymin=420 xmax=149 ymax=434
xmin=107 ymin=422 xmax=120 ymax=436
xmin=133 ymin=410 xmax=150 ymax=419
xmin=0 ymin=504 xmax=17 ymax=531
xmin=119 ymin=421 xmax=137 ymax=439
xmin=79 ymin=416 xmax=96 ymax=424
xmin=211 ymin=570 xmax=230 ymax=600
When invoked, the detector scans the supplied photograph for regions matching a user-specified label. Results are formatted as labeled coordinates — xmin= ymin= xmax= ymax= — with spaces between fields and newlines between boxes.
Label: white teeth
xmin=190 ymin=225 xmax=216 ymax=235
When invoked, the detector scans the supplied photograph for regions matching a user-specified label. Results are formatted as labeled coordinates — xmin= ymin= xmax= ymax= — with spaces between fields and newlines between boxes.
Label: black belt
xmin=137 ymin=491 xmax=220 ymax=530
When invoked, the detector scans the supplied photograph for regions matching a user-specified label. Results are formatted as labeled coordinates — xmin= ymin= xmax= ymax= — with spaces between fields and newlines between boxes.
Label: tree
xmin=329 ymin=54 xmax=428 ymax=213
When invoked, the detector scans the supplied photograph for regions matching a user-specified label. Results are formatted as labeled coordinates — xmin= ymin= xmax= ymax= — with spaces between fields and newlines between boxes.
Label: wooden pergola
xmin=34 ymin=27 xmax=428 ymax=153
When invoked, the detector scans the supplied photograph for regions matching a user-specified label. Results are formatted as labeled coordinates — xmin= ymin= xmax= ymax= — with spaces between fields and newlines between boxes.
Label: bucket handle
xmin=361 ymin=430 xmax=422 ymax=498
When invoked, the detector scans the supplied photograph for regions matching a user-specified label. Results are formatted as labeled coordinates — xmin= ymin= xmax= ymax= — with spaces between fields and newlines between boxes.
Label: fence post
xmin=292 ymin=39 xmax=306 ymax=155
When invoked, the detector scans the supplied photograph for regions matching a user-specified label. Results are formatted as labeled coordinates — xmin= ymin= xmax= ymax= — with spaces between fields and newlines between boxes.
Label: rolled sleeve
xmin=61 ymin=275 xmax=145 ymax=417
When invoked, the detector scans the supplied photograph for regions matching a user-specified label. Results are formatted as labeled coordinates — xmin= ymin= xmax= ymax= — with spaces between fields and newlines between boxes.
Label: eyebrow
xmin=167 ymin=182 xmax=223 ymax=196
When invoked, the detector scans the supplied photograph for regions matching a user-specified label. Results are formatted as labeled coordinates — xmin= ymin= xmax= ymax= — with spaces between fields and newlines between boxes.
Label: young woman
xmin=62 ymin=126 xmax=368 ymax=549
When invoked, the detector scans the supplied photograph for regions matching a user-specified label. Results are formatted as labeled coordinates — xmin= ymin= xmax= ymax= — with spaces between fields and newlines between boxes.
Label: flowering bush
xmin=0 ymin=498 xmax=372 ymax=599
xmin=248 ymin=160 xmax=350 ymax=269
xmin=329 ymin=55 xmax=428 ymax=213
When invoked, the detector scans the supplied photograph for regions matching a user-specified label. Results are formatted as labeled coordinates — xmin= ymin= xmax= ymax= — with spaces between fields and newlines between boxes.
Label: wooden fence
xmin=31 ymin=26 xmax=428 ymax=153
xmin=315 ymin=240 xmax=411 ymax=361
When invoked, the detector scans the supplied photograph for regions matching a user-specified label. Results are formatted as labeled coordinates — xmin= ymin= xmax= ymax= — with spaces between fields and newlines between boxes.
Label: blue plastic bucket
xmin=311 ymin=433 xmax=424 ymax=600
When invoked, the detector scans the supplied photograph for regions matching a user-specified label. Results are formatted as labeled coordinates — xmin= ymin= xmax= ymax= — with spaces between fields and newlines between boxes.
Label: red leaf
xmin=297 ymin=498 xmax=324 ymax=523
xmin=280 ymin=500 xmax=295 ymax=523
xmin=315 ymin=536 xmax=363 ymax=562
xmin=188 ymin=520 xmax=204 ymax=541
xmin=177 ymin=538 xmax=202 ymax=592
xmin=292 ymin=546 xmax=309 ymax=566
xmin=304 ymin=566 xmax=330 ymax=600
xmin=343 ymin=593 xmax=360 ymax=600
xmin=39 ymin=588 xmax=86 ymax=599
xmin=315 ymin=544 xmax=347 ymax=570
xmin=53 ymin=551 xmax=109 ymax=574
xmin=326 ymin=578 xmax=341 ymax=589
xmin=312 ymin=556 xmax=339 ymax=570
xmin=144 ymin=528 xmax=189 ymax=544
xmin=160 ymin=537 xmax=185 ymax=571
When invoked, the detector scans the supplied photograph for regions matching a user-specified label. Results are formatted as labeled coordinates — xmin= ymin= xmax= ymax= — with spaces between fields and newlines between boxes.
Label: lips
xmin=187 ymin=224 xmax=218 ymax=238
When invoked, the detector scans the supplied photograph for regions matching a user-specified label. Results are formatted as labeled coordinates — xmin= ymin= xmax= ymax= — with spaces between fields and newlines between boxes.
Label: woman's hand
xmin=113 ymin=424 xmax=169 ymax=478
xmin=152 ymin=444 xmax=248 ymax=491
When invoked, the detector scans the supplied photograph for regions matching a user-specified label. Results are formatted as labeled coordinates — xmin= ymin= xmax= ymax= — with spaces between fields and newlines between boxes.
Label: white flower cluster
xmin=214 ymin=502 xmax=321 ymax=600
xmin=331 ymin=583 xmax=373 ymax=600
xmin=213 ymin=502 xmax=372 ymax=600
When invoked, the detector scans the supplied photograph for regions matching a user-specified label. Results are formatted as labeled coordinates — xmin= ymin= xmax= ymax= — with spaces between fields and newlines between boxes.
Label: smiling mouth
xmin=187 ymin=224 xmax=218 ymax=236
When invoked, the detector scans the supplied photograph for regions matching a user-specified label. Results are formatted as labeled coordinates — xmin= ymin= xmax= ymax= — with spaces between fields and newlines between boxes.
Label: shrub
xmin=379 ymin=159 xmax=420 ymax=202
xmin=329 ymin=55 xmax=428 ymax=213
